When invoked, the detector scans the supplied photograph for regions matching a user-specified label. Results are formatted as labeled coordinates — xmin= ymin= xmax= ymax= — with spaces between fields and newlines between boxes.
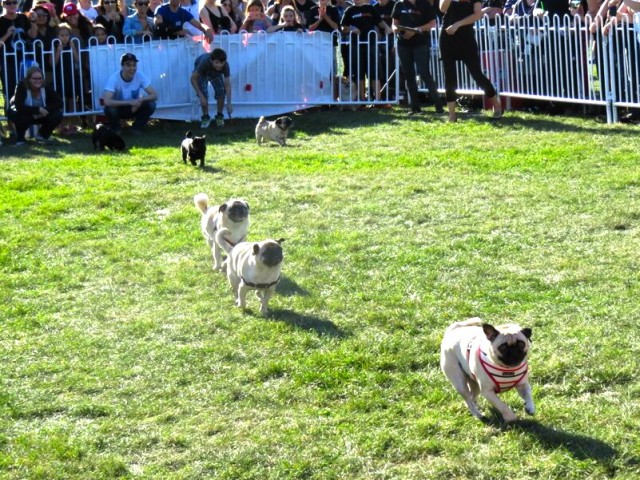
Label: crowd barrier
xmin=1 ymin=16 xmax=639 ymax=124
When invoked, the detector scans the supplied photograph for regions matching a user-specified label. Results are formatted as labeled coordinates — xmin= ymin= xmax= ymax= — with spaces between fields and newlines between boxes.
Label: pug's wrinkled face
xmin=254 ymin=239 xmax=284 ymax=267
xmin=275 ymin=117 xmax=293 ymax=131
xmin=221 ymin=200 xmax=249 ymax=223
xmin=483 ymin=323 xmax=532 ymax=367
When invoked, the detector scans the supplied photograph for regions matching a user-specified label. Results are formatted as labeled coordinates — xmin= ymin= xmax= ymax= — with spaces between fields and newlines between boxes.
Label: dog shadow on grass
xmin=268 ymin=309 xmax=347 ymax=338
xmin=502 ymin=419 xmax=620 ymax=464
xmin=276 ymin=276 xmax=309 ymax=297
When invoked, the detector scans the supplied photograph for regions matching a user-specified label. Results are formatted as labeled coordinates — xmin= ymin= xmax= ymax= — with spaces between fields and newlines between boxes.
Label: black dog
xmin=92 ymin=123 xmax=126 ymax=151
xmin=181 ymin=131 xmax=207 ymax=168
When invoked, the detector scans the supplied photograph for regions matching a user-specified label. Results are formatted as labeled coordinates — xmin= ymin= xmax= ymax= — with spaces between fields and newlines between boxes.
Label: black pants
xmin=104 ymin=101 xmax=156 ymax=131
xmin=397 ymin=42 xmax=442 ymax=110
xmin=440 ymin=31 xmax=497 ymax=103
xmin=7 ymin=109 xmax=64 ymax=142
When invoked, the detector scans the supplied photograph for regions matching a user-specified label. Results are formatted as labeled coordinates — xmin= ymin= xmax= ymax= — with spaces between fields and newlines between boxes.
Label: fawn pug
xmin=216 ymin=227 xmax=284 ymax=315
xmin=255 ymin=116 xmax=293 ymax=146
xmin=440 ymin=317 xmax=534 ymax=423
xmin=194 ymin=193 xmax=250 ymax=271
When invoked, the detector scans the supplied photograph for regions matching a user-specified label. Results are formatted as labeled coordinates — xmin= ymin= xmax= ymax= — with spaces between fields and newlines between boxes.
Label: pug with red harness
xmin=440 ymin=317 xmax=534 ymax=422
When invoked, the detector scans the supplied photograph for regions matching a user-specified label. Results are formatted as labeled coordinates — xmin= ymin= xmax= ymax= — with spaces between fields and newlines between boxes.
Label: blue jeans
xmin=104 ymin=101 xmax=156 ymax=131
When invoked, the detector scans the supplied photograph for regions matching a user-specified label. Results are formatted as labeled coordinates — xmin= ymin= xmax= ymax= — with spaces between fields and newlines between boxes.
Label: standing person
xmin=190 ymin=47 xmax=232 ymax=128
xmin=78 ymin=0 xmax=99 ymax=21
xmin=123 ymin=0 xmax=155 ymax=42
xmin=340 ymin=0 xmax=392 ymax=103
xmin=200 ymin=0 xmax=238 ymax=34
xmin=95 ymin=0 xmax=125 ymax=42
xmin=51 ymin=22 xmax=81 ymax=134
xmin=392 ymin=0 xmax=443 ymax=114
xmin=7 ymin=65 xmax=63 ymax=145
xmin=240 ymin=0 xmax=272 ymax=31
xmin=102 ymin=52 xmax=158 ymax=133
xmin=267 ymin=4 xmax=306 ymax=30
xmin=307 ymin=0 xmax=340 ymax=33
xmin=154 ymin=0 xmax=214 ymax=40
xmin=439 ymin=0 xmax=502 ymax=121
xmin=0 ymin=0 xmax=37 ymax=109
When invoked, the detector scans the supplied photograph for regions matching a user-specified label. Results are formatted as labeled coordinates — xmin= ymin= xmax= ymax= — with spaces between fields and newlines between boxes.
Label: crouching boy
xmin=190 ymin=48 xmax=233 ymax=128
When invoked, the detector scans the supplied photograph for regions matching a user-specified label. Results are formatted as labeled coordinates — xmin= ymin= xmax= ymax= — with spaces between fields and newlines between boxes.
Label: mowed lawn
xmin=1 ymin=108 xmax=639 ymax=479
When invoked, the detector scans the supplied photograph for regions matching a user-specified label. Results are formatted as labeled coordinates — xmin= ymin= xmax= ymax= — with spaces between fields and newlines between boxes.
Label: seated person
xmin=7 ymin=65 xmax=63 ymax=145
xmin=102 ymin=53 xmax=158 ymax=133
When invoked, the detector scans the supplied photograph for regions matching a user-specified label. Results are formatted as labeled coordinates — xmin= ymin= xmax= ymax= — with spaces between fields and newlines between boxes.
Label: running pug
xmin=440 ymin=317 xmax=534 ymax=423
xmin=216 ymin=227 xmax=284 ymax=315
xmin=255 ymin=116 xmax=293 ymax=146
xmin=194 ymin=193 xmax=250 ymax=271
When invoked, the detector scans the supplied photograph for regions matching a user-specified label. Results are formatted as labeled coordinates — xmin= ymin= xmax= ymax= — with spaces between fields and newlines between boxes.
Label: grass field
xmin=1 ymin=107 xmax=639 ymax=479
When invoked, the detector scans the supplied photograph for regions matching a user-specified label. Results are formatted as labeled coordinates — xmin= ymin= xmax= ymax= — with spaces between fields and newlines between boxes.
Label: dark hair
xmin=210 ymin=48 xmax=227 ymax=62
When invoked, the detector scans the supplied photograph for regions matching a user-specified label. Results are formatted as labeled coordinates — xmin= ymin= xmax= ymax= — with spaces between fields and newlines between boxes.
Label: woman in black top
xmin=439 ymin=0 xmax=502 ymax=121
xmin=8 ymin=65 xmax=63 ymax=144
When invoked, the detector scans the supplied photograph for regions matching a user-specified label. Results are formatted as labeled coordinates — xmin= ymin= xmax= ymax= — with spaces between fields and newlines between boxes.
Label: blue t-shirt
xmin=155 ymin=4 xmax=195 ymax=38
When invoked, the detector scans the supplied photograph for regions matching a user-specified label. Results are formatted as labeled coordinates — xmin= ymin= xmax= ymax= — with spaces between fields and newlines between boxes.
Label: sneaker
xmin=408 ymin=108 xmax=423 ymax=116
xmin=435 ymin=105 xmax=445 ymax=114
xmin=215 ymin=114 xmax=224 ymax=127
xmin=35 ymin=134 xmax=54 ymax=144
xmin=15 ymin=141 xmax=26 ymax=146
xmin=200 ymin=115 xmax=211 ymax=128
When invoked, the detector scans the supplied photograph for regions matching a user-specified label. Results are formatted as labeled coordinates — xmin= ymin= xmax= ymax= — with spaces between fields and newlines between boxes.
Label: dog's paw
xmin=502 ymin=411 xmax=518 ymax=423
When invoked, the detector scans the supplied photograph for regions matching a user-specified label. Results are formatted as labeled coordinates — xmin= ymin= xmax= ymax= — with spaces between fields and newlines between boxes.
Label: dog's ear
xmin=276 ymin=238 xmax=285 ymax=244
xmin=201 ymin=135 xmax=206 ymax=140
xmin=244 ymin=201 xmax=250 ymax=211
xmin=219 ymin=204 xmax=228 ymax=213
xmin=253 ymin=244 xmax=260 ymax=255
xmin=521 ymin=327 xmax=532 ymax=341
xmin=482 ymin=323 xmax=500 ymax=341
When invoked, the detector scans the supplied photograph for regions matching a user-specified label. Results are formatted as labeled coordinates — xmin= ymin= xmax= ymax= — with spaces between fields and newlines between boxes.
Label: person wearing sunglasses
xmin=0 ymin=0 xmax=38 ymax=110
xmin=95 ymin=0 xmax=125 ymax=42
xmin=200 ymin=0 xmax=237 ymax=35
xmin=123 ymin=0 xmax=155 ymax=43
xmin=7 ymin=65 xmax=63 ymax=145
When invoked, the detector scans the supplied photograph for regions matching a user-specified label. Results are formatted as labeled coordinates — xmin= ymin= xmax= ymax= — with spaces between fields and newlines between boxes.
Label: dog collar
xmin=466 ymin=339 xmax=528 ymax=393
xmin=224 ymin=236 xmax=244 ymax=248
xmin=241 ymin=276 xmax=280 ymax=289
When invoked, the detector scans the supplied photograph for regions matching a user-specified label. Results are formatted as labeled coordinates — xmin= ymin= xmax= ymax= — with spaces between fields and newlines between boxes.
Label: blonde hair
xmin=279 ymin=5 xmax=300 ymax=24
xmin=22 ymin=65 xmax=45 ymax=89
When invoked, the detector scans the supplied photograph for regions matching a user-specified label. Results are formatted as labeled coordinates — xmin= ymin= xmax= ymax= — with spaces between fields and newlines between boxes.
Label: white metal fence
xmin=1 ymin=16 xmax=639 ymax=124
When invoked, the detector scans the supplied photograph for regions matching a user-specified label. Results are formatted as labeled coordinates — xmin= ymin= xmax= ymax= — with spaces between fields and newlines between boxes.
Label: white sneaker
xmin=200 ymin=115 xmax=211 ymax=128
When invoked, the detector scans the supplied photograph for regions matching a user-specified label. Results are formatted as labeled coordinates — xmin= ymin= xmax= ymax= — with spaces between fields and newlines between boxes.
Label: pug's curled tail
xmin=194 ymin=193 xmax=209 ymax=214
xmin=258 ymin=116 xmax=265 ymax=123
xmin=215 ymin=227 xmax=234 ymax=255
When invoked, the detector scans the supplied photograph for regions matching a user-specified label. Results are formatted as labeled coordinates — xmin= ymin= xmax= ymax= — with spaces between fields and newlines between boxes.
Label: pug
xmin=92 ymin=123 xmax=126 ymax=151
xmin=255 ymin=116 xmax=293 ymax=146
xmin=337 ymin=76 xmax=357 ymax=111
xmin=181 ymin=131 xmax=207 ymax=168
xmin=440 ymin=317 xmax=534 ymax=422
xmin=216 ymin=227 xmax=284 ymax=315
xmin=194 ymin=193 xmax=250 ymax=271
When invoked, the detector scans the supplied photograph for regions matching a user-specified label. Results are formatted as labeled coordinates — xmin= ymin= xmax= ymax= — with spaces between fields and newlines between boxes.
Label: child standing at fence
xmin=190 ymin=47 xmax=233 ymax=128
xmin=52 ymin=22 xmax=81 ymax=134
xmin=240 ymin=0 xmax=272 ymax=32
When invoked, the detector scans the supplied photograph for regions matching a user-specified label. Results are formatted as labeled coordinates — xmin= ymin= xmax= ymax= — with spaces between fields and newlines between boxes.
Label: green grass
xmin=1 ymin=108 xmax=639 ymax=479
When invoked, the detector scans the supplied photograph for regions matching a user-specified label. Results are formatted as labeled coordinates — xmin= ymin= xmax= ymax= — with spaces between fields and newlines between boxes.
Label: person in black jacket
xmin=8 ymin=65 xmax=63 ymax=145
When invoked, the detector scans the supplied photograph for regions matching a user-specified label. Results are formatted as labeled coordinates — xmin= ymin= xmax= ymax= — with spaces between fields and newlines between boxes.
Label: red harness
xmin=467 ymin=340 xmax=528 ymax=393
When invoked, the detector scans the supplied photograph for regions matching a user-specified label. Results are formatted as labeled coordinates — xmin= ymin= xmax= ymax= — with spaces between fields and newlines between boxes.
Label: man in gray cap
xmin=102 ymin=52 xmax=158 ymax=134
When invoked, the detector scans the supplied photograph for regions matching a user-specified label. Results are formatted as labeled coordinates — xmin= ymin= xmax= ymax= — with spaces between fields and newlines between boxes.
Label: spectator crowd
xmin=1 ymin=0 xmax=639 ymax=145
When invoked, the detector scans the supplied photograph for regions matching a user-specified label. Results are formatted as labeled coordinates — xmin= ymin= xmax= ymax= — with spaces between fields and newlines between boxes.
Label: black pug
xmin=181 ymin=131 xmax=207 ymax=168
xmin=92 ymin=123 xmax=126 ymax=151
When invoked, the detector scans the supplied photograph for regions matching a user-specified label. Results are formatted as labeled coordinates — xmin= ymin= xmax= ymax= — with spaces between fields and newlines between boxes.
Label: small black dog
xmin=181 ymin=131 xmax=207 ymax=168
xmin=92 ymin=123 xmax=126 ymax=151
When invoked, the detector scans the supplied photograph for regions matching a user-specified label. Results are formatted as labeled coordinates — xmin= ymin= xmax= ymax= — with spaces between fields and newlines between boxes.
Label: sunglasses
xmin=103 ymin=1 xmax=116 ymax=4
xmin=30 ymin=76 xmax=44 ymax=80
xmin=222 ymin=2 xmax=231 ymax=5
xmin=137 ymin=2 xmax=149 ymax=5
xmin=3 ymin=1 xmax=19 ymax=5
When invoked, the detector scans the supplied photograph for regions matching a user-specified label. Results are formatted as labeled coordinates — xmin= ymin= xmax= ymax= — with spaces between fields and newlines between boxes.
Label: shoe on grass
xmin=215 ymin=114 xmax=224 ymax=127
xmin=200 ymin=115 xmax=211 ymax=128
